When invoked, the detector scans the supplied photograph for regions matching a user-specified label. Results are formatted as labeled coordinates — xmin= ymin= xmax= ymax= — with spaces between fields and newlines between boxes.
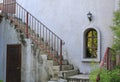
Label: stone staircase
xmin=0 ymin=2 xmax=90 ymax=82
xmin=0 ymin=13 xmax=86 ymax=82
xmin=47 ymin=55 xmax=80 ymax=81
xmin=67 ymin=74 xmax=89 ymax=82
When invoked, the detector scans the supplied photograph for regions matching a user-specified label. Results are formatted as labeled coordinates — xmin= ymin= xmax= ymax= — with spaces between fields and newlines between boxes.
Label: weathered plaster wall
xmin=0 ymin=0 xmax=3 ymax=3
xmin=0 ymin=17 xmax=4 ymax=80
xmin=0 ymin=18 xmax=49 ymax=82
xmin=0 ymin=18 xmax=20 ymax=81
xmin=16 ymin=0 xmax=115 ymax=73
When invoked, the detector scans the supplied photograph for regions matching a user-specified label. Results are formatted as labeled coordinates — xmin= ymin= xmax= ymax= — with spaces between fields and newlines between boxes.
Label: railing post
xmin=26 ymin=12 xmax=28 ymax=38
xmin=106 ymin=47 xmax=110 ymax=70
xmin=60 ymin=40 xmax=62 ymax=71
xmin=96 ymin=74 xmax=100 ymax=82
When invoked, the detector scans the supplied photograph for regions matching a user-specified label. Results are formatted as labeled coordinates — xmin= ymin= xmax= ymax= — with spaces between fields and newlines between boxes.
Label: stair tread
xmin=60 ymin=69 xmax=78 ymax=72
xmin=59 ymin=70 xmax=79 ymax=79
xmin=48 ymin=81 xmax=58 ymax=82
xmin=67 ymin=74 xmax=89 ymax=79
xmin=3 ymin=12 xmax=84 ymax=81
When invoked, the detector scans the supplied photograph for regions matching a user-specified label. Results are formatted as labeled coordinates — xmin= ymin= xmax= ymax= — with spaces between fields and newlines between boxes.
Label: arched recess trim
xmin=82 ymin=27 xmax=101 ymax=62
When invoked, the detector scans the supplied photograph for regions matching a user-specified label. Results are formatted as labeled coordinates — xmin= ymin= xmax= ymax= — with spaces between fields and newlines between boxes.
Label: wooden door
xmin=6 ymin=44 xmax=21 ymax=82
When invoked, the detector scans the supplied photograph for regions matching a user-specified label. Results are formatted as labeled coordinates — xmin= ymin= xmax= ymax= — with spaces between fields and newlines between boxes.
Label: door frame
xmin=6 ymin=44 xmax=21 ymax=82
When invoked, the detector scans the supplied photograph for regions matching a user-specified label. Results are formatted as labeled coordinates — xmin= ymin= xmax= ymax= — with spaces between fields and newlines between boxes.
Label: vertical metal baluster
xmin=49 ymin=31 xmax=51 ymax=54
xmin=57 ymin=38 xmax=59 ymax=57
xmin=52 ymin=33 xmax=53 ymax=58
xmin=26 ymin=12 xmax=28 ymax=38
xmin=43 ymin=25 xmax=44 ymax=49
xmin=18 ymin=6 xmax=21 ymax=28
xmin=37 ymin=21 xmax=39 ymax=42
xmin=45 ymin=28 xmax=47 ymax=51
xmin=32 ymin=16 xmax=34 ymax=38
xmin=60 ymin=40 xmax=62 ymax=71
xmin=34 ymin=19 xmax=36 ymax=40
xmin=40 ymin=23 xmax=41 ymax=45
xmin=54 ymin=36 xmax=56 ymax=59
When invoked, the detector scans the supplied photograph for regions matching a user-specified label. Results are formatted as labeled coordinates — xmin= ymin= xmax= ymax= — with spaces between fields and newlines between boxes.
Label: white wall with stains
xmin=0 ymin=18 xmax=49 ymax=82
xmin=0 ymin=18 xmax=20 ymax=81
xmin=16 ymin=0 xmax=115 ymax=73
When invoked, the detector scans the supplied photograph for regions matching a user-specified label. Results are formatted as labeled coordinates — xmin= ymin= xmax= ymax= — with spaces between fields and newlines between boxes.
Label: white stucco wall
xmin=0 ymin=18 xmax=20 ymax=81
xmin=0 ymin=17 xmax=49 ymax=82
xmin=16 ymin=0 xmax=115 ymax=73
xmin=0 ymin=0 xmax=3 ymax=3
xmin=0 ymin=18 xmax=35 ymax=82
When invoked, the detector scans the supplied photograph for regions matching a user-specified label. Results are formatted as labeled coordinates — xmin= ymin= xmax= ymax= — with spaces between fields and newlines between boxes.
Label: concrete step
xmin=67 ymin=74 xmax=89 ymax=82
xmin=49 ymin=78 xmax=67 ymax=82
xmin=48 ymin=81 xmax=58 ymax=82
xmin=59 ymin=70 xmax=80 ymax=79
xmin=53 ymin=60 xmax=68 ymax=65
xmin=47 ymin=60 xmax=54 ymax=67
xmin=50 ymin=77 xmax=59 ymax=81
xmin=51 ymin=66 xmax=60 ymax=80
xmin=47 ymin=54 xmax=59 ymax=60
xmin=58 ymin=78 xmax=67 ymax=82
xmin=52 ymin=66 xmax=60 ymax=71
xmin=61 ymin=65 xmax=74 ymax=71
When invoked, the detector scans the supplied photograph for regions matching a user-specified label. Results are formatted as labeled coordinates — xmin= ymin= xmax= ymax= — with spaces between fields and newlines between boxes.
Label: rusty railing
xmin=99 ymin=47 xmax=115 ymax=70
xmin=2 ymin=2 xmax=63 ymax=69
xmin=96 ymin=47 xmax=116 ymax=82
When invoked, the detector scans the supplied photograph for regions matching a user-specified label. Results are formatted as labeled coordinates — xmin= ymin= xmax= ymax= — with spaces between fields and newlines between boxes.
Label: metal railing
xmin=99 ymin=47 xmax=116 ymax=70
xmin=2 ymin=2 xmax=63 ymax=68
xmin=96 ymin=47 xmax=116 ymax=82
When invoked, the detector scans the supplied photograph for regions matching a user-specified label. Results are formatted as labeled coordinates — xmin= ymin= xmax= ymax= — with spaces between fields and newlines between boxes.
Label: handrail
xmin=99 ymin=47 xmax=115 ymax=70
xmin=99 ymin=47 xmax=109 ymax=68
xmin=96 ymin=47 xmax=116 ymax=82
xmin=15 ymin=2 xmax=62 ymax=40
xmin=2 ymin=2 xmax=63 ymax=68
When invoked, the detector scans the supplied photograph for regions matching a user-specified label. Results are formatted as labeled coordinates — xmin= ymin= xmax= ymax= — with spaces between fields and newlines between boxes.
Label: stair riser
xmin=62 ymin=70 xmax=79 ymax=79
xmin=62 ymin=65 xmax=74 ymax=71
xmin=53 ymin=60 xmax=68 ymax=65
xmin=67 ymin=79 xmax=89 ymax=82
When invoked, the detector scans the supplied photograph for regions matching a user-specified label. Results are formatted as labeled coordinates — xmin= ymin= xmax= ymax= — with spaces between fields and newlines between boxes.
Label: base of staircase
xmin=48 ymin=78 xmax=67 ymax=82
xmin=68 ymin=74 xmax=89 ymax=79
xmin=48 ymin=81 xmax=58 ymax=82
xmin=67 ymin=74 xmax=89 ymax=82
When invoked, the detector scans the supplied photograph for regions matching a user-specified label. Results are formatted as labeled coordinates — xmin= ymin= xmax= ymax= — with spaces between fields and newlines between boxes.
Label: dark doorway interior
xmin=6 ymin=44 xmax=21 ymax=82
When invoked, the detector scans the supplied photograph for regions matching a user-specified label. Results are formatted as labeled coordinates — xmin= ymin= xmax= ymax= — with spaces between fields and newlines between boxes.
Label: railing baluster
xmin=49 ymin=31 xmax=50 ymax=54
xmin=37 ymin=21 xmax=39 ymax=41
xmin=35 ymin=19 xmax=36 ymax=39
xmin=40 ymin=23 xmax=42 ymax=45
xmin=60 ymin=40 xmax=62 ymax=71
xmin=32 ymin=16 xmax=34 ymax=38
xmin=26 ymin=12 xmax=28 ymax=38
